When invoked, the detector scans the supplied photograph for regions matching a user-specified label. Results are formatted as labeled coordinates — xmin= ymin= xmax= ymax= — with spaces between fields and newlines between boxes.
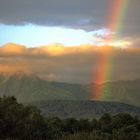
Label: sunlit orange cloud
xmin=0 ymin=43 xmax=96 ymax=57
xmin=0 ymin=43 xmax=140 ymax=83
xmin=0 ymin=42 xmax=133 ymax=58
xmin=0 ymin=43 xmax=94 ymax=57
xmin=40 ymin=45 xmax=97 ymax=56
xmin=0 ymin=43 xmax=27 ymax=56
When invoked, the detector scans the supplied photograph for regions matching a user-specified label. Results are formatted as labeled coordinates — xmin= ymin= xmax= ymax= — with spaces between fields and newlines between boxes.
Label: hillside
xmin=30 ymin=100 xmax=140 ymax=118
xmin=0 ymin=73 xmax=89 ymax=102
xmin=98 ymin=80 xmax=140 ymax=106
xmin=0 ymin=72 xmax=140 ymax=107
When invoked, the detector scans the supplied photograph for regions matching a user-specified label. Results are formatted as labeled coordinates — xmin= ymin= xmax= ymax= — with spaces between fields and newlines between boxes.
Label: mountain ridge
xmin=0 ymin=72 xmax=140 ymax=107
xmin=29 ymin=100 xmax=140 ymax=118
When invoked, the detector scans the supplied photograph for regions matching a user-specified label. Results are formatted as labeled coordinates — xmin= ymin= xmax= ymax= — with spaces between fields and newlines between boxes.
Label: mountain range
xmin=30 ymin=100 xmax=140 ymax=118
xmin=0 ymin=72 xmax=140 ymax=107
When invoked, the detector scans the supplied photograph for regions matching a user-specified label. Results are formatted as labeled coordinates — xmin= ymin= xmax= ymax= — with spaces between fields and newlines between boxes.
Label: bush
xmin=0 ymin=96 xmax=140 ymax=140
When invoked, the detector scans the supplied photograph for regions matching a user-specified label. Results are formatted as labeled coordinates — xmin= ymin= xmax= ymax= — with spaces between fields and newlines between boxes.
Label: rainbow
xmin=91 ymin=0 xmax=130 ymax=100
xmin=108 ymin=0 xmax=129 ymax=40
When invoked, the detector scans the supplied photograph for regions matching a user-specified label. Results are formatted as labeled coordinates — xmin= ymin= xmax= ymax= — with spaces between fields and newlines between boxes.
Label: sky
xmin=0 ymin=0 xmax=140 ymax=83
xmin=0 ymin=0 xmax=139 ymax=47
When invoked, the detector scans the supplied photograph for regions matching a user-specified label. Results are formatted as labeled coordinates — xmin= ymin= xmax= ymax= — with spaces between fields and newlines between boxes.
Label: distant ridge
xmin=30 ymin=100 xmax=140 ymax=118
xmin=0 ymin=72 xmax=140 ymax=107
xmin=0 ymin=71 xmax=34 ymax=77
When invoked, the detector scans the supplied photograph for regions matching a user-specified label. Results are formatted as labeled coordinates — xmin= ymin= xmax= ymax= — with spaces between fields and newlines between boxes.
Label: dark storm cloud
xmin=0 ymin=0 xmax=139 ymax=34
xmin=0 ymin=0 xmax=109 ymax=30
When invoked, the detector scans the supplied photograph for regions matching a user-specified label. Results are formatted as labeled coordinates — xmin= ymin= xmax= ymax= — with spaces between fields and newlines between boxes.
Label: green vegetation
xmin=0 ymin=96 xmax=140 ymax=140
xmin=31 ymin=100 xmax=140 ymax=118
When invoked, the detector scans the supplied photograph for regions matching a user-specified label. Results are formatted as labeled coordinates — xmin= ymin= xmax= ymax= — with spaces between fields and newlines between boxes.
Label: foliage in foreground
xmin=0 ymin=96 xmax=140 ymax=140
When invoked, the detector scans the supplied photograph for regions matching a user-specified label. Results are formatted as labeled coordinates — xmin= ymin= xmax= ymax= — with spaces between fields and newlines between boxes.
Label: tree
xmin=0 ymin=96 xmax=51 ymax=140
xmin=63 ymin=118 xmax=79 ymax=134
xmin=113 ymin=125 xmax=139 ymax=140
xmin=99 ymin=113 xmax=112 ymax=133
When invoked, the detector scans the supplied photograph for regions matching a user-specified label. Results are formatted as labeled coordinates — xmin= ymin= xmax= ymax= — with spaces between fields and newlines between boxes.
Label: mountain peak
xmin=0 ymin=71 xmax=40 ymax=80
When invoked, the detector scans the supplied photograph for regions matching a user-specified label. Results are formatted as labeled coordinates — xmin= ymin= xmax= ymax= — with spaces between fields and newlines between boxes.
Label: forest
xmin=0 ymin=96 xmax=140 ymax=140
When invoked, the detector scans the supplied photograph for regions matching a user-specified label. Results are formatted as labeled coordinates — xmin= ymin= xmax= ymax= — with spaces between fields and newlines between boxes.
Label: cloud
xmin=0 ymin=24 xmax=133 ymax=47
xmin=89 ymin=29 xmax=114 ymax=37
xmin=0 ymin=0 xmax=108 ymax=26
xmin=0 ymin=44 xmax=140 ymax=83
xmin=0 ymin=0 xmax=140 ymax=37
xmin=0 ymin=43 xmax=26 ymax=56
